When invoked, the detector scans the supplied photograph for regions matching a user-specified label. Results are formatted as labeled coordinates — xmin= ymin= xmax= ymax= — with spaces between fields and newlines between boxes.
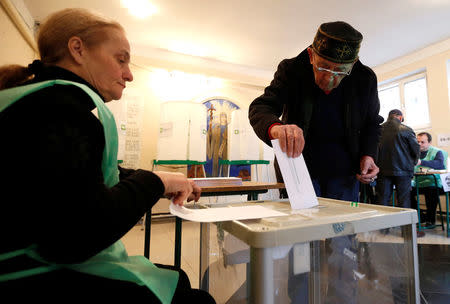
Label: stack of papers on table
xmin=190 ymin=177 xmax=243 ymax=187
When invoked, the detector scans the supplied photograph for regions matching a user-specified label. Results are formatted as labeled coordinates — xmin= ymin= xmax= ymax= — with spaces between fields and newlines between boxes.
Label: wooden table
xmin=143 ymin=182 xmax=285 ymax=267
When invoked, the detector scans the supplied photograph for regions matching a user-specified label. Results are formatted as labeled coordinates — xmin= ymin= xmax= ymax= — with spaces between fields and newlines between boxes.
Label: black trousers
xmin=375 ymin=175 xmax=413 ymax=208
xmin=411 ymin=186 xmax=440 ymax=224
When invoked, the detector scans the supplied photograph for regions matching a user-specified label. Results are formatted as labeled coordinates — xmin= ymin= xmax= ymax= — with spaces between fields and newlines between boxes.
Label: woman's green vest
xmin=0 ymin=80 xmax=178 ymax=304
xmin=413 ymin=146 xmax=448 ymax=188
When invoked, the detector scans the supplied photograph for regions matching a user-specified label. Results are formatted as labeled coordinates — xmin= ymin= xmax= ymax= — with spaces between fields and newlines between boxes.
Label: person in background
xmin=249 ymin=21 xmax=383 ymax=304
xmin=375 ymin=109 xmax=420 ymax=209
xmin=411 ymin=132 xmax=448 ymax=228
xmin=0 ymin=8 xmax=215 ymax=303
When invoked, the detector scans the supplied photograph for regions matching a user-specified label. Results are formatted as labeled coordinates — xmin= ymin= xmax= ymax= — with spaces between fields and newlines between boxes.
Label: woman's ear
xmin=67 ymin=36 xmax=85 ymax=65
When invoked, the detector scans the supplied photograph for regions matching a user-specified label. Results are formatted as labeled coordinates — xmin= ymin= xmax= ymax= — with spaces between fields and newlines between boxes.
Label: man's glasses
xmin=314 ymin=65 xmax=352 ymax=77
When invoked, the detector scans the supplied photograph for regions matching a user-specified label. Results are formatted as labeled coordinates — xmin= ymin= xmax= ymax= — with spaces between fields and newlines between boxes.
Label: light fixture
xmin=121 ymin=0 xmax=158 ymax=19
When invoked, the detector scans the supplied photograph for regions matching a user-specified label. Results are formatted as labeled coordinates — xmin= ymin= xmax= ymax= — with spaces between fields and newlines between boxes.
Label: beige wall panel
xmin=0 ymin=5 xmax=35 ymax=66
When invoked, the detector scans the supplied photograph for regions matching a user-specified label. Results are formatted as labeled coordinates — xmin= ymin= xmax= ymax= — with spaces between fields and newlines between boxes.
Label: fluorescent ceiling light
xmin=121 ymin=0 xmax=157 ymax=19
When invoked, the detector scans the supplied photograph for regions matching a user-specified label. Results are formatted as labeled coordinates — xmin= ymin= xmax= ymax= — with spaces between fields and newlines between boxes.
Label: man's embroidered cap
xmin=312 ymin=21 xmax=362 ymax=63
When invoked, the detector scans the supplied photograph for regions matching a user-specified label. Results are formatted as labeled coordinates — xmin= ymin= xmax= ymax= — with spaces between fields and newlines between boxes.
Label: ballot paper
xmin=170 ymin=203 xmax=286 ymax=222
xmin=271 ymin=139 xmax=318 ymax=209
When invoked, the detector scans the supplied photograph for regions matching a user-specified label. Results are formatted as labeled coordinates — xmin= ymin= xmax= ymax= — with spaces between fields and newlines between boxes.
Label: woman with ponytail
xmin=0 ymin=8 xmax=214 ymax=303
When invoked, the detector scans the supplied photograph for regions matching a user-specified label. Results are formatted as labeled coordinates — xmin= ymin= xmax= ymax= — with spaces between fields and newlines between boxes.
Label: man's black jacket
xmin=377 ymin=117 xmax=420 ymax=176
xmin=249 ymin=48 xmax=383 ymax=175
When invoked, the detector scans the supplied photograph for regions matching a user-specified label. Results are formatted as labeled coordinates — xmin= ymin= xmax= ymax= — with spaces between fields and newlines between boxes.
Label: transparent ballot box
xmin=198 ymin=198 xmax=419 ymax=304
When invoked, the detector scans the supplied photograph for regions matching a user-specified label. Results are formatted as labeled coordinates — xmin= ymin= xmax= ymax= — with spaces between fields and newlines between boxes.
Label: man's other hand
xmin=356 ymin=156 xmax=379 ymax=184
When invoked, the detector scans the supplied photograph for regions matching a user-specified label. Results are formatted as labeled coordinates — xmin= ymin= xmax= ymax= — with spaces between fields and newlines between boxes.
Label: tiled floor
xmin=121 ymin=218 xmax=450 ymax=303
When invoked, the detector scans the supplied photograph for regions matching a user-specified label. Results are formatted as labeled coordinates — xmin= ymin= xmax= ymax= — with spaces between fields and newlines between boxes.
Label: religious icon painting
xmin=202 ymin=99 xmax=237 ymax=177
xmin=186 ymin=98 xmax=253 ymax=179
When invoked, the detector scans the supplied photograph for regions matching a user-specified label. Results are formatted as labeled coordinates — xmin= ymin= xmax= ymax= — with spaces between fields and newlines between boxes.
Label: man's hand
xmin=153 ymin=171 xmax=202 ymax=206
xmin=187 ymin=179 xmax=201 ymax=202
xmin=270 ymin=124 xmax=304 ymax=158
xmin=356 ymin=156 xmax=379 ymax=184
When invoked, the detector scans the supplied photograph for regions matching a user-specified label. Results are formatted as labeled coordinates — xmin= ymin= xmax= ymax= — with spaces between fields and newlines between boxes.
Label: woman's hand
xmin=153 ymin=171 xmax=201 ymax=206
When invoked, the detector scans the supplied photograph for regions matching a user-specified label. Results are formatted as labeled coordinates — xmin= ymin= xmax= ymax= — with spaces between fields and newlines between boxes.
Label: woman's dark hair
xmin=418 ymin=132 xmax=432 ymax=143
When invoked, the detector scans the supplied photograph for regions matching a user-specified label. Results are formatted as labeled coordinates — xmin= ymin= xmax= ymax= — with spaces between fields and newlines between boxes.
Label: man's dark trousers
xmin=376 ymin=175 xmax=413 ymax=208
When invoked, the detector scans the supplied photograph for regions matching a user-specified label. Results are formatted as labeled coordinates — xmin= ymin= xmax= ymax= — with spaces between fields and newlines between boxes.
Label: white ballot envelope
xmin=271 ymin=139 xmax=318 ymax=209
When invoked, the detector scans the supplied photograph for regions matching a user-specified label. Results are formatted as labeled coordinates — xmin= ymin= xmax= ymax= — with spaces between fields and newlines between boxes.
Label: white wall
xmin=0 ymin=4 xmax=35 ymax=65
xmin=127 ymin=63 xmax=265 ymax=171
